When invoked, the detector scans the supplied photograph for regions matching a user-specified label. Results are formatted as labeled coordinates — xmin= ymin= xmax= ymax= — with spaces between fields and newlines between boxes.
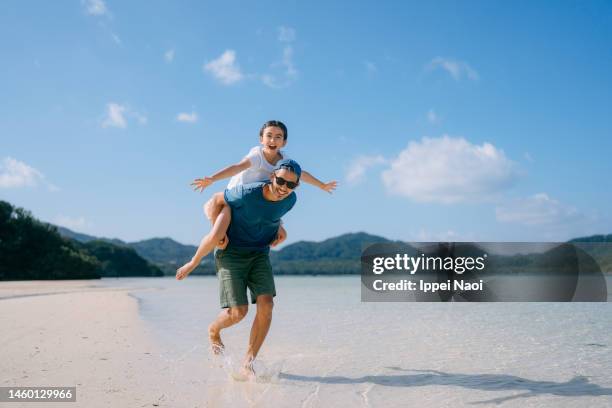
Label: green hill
xmin=76 ymin=240 xmax=163 ymax=278
xmin=0 ymin=201 xmax=163 ymax=280
xmin=56 ymin=229 xmax=214 ymax=276
xmin=56 ymin=228 xmax=391 ymax=276
xmin=129 ymin=238 xmax=214 ymax=275
xmin=569 ymin=234 xmax=612 ymax=272
xmin=270 ymin=232 xmax=392 ymax=275
xmin=0 ymin=201 xmax=99 ymax=280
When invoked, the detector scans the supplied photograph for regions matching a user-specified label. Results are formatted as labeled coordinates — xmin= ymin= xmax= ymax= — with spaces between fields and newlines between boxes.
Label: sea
xmin=100 ymin=276 xmax=612 ymax=407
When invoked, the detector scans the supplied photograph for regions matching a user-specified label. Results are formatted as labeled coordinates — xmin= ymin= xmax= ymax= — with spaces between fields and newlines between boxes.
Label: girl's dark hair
xmin=259 ymin=120 xmax=288 ymax=140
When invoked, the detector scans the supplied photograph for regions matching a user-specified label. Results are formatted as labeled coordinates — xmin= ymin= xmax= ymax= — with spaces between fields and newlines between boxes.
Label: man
xmin=176 ymin=159 xmax=301 ymax=378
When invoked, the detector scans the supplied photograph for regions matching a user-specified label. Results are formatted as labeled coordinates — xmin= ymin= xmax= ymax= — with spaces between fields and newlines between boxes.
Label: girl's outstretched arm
xmin=301 ymin=170 xmax=338 ymax=193
xmin=191 ymin=157 xmax=251 ymax=192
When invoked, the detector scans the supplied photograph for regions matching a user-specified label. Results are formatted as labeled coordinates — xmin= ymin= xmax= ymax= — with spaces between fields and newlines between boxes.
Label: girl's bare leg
xmin=175 ymin=205 xmax=231 ymax=279
xmin=204 ymin=197 xmax=229 ymax=247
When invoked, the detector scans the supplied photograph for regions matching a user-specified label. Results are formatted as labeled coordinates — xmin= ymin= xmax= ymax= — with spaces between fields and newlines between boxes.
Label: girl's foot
xmin=216 ymin=234 xmax=229 ymax=250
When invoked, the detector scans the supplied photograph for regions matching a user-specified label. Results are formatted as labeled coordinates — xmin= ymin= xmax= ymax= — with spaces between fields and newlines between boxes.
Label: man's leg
xmin=209 ymin=248 xmax=251 ymax=354
xmin=208 ymin=305 xmax=248 ymax=352
xmin=243 ymin=295 xmax=274 ymax=370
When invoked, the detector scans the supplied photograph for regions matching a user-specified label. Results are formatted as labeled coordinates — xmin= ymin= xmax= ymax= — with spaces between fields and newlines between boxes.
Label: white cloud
xmin=261 ymin=27 xmax=299 ymax=88
xmin=102 ymin=103 xmax=127 ymax=128
xmin=261 ymin=74 xmax=277 ymax=88
xmin=427 ymin=109 xmax=440 ymax=124
xmin=381 ymin=135 xmax=520 ymax=203
xmin=164 ymin=49 xmax=175 ymax=63
xmin=281 ymin=46 xmax=297 ymax=78
xmin=346 ymin=155 xmax=387 ymax=184
xmin=262 ymin=45 xmax=298 ymax=88
xmin=83 ymin=0 xmax=107 ymax=16
xmin=0 ymin=157 xmax=56 ymax=191
xmin=414 ymin=229 xmax=462 ymax=242
xmin=111 ymin=32 xmax=121 ymax=45
xmin=204 ymin=50 xmax=244 ymax=85
xmin=134 ymin=112 xmax=147 ymax=125
xmin=177 ymin=112 xmax=198 ymax=123
xmin=364 ymin=61 xmax=377 ymax=74
xmin=278 ymin=26 xmax=296 ymax=42
xmin=101 ymin=103 xmax=147 ymax=128
xmin=428 ymin=57 xmax=479 ymax=81
xmin=54 ymin=215 xmax=91 ymax=232
xmin=496 ymin=193 xmax=583 ymax=226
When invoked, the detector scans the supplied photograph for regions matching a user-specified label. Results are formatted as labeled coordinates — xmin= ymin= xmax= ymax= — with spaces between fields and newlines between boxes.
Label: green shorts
xmin=215 ymin=247 xmax=276 ymax=308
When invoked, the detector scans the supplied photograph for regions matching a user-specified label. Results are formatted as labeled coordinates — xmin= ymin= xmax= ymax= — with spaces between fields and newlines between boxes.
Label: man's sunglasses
xmin=274 ymin=175 xmax=299 ymax=189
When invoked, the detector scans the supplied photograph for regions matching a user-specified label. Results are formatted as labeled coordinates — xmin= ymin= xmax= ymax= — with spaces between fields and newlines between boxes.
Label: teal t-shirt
xmin=224 ymin=182 xmax=296 ymax=251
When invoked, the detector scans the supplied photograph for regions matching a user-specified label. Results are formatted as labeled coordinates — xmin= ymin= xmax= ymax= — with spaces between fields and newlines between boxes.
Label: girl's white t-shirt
xmin=227 ymin=146 xmax=289 ymax=189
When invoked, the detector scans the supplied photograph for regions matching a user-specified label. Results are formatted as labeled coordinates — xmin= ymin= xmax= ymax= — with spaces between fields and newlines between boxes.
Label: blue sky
xmin=1 ymin=0 xmax=611 ymax=246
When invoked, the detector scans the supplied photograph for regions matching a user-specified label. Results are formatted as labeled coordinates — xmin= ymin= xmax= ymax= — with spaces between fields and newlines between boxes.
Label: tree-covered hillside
xmin=1 ymin=201 xmax=163 ymax=280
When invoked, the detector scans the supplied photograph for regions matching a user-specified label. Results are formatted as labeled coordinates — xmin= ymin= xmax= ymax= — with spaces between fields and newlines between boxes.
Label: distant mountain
xmin=569 ymin=234 xmax=612 ymax=273
xmin=55 ymin=228 xmax=391 ymax=275
xmin=56 ymin=228 xmax=214 ymax=275
xmin=74 ymin=240 xmax=163 ymax=278
xmin=271 ymin=232 xmax=391 ymax=261
xmin=270 ymin=232 xmax=393 ymax=275
xmin=130 ymin=237 xmax=198 ymax=264
xmin=569 ymin=234 xmax=612 ymax=243
xmin=129 ymin=238 xmax=214 ymax=275
xmin=55 ymin=226 xmax=127 ymax=246
xmin=54 ymin=225 xmax=612 ymax=276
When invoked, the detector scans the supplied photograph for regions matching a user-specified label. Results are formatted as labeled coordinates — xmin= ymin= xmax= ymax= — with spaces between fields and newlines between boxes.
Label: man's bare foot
xmin=176 ymin=260 xmax=197 ymax=280
xmin=208 ymin=324 xmax=225 ymax=355
xmin=238 ymin=361 xmax=256 ymax=381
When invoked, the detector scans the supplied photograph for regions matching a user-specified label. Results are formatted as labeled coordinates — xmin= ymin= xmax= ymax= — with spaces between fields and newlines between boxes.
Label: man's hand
xmin=270 ymin=225 xmax=287 ymax=247
xmin=320 ymin=180 xmax=338 ymax=194
xmin=191 ymin=176 xmax=214 ymax=193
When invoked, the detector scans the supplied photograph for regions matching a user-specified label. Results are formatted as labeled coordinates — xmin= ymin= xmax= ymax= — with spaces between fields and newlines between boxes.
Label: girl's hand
xmin=191 ymin=176 xmax=214 ymax=192
xmin=216 ymin=234 xmax=229 ymax=250
xmin=320 ymin=181 xmax=338 ymax=194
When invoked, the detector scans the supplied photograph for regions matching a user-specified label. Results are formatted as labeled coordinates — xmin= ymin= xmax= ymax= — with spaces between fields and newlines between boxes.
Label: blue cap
xmin=274 ymin=159 xmax=301 ymax=180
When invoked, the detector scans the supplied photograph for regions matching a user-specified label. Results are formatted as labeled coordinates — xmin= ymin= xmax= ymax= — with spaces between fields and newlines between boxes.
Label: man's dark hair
xmin=259 ymin=120 xmax=288 ymax=140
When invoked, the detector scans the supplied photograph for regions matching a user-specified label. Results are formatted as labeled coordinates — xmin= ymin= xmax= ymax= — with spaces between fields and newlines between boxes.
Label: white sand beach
xmin=0 ymin=281 xmax=168 ymax=407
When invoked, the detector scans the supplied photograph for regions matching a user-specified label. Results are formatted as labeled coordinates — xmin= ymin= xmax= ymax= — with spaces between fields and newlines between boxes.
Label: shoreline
xmin=0 ymin=281 xmax=169 ymax=407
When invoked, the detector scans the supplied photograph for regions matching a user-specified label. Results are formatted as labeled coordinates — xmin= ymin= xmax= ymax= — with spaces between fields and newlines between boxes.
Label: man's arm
xmin=191 ymin=158 xmax=251 ymax=192
xmin=301 ymin=170 xmax=338 ymax=194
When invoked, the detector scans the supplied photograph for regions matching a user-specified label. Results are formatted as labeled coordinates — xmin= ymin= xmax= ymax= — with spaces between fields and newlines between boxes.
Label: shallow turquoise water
xmin=101 ymin=276 xmax=612 ymax=407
